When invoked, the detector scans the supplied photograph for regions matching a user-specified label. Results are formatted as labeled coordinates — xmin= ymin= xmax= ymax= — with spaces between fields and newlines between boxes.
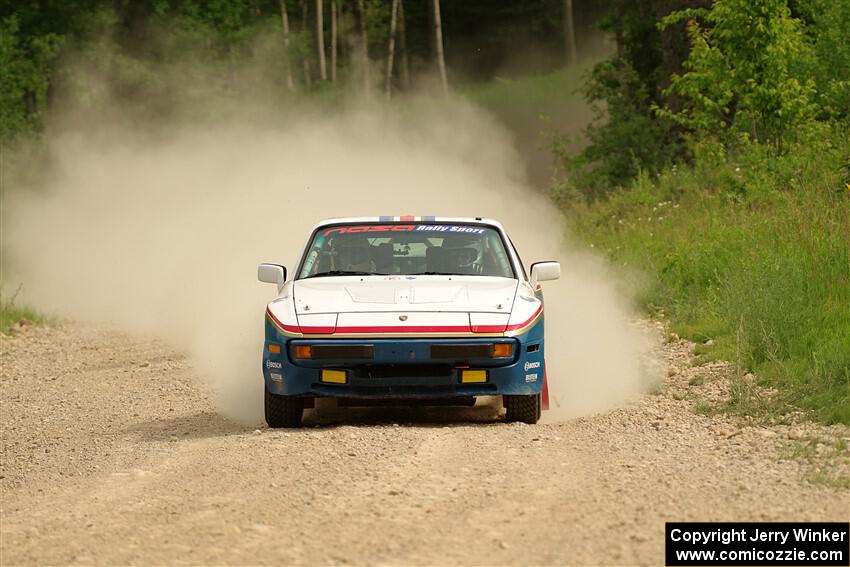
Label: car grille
xmin=310 ymin=344 xmax=374 ymax=360
xmin=353 ymin=364 xmax=453 ymax=380
xmin=430 ymin=344 xmax=493 ymax=359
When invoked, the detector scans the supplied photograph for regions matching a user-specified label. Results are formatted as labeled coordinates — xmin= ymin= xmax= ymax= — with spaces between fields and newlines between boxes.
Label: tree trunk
xmin=316 ymin=0 xmax=327 ymax=81
xmin=385 ymin=0 xmax=400 ymax=99
xmin=615 ymin=28 xmax=624 ymax=59
xmin=279 ymin=0 xmax=295 ymax=90
xmin=563 ymin=0 xmax=578 ymax=65
xmin=330 ymin=0 xmax=337 ymax=83
xmin=398 ymin=0 xmax=410 ymax=89
xmin=301 ymin=0 xmax=312 ymax=87
xmin=432 ymin=0 xmax=448 ymax=95
xmin=23 ymin=89 xmax=37 ymax=116
xmin=356 ymin=0 xmax=370 ymax=93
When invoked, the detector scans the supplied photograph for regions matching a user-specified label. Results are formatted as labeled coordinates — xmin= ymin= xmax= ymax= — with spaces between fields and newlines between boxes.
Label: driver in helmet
xmin=332 ymin=236 xmax=375 ymax=273
xmin=445 ymin=243 xmax=481 ymax=274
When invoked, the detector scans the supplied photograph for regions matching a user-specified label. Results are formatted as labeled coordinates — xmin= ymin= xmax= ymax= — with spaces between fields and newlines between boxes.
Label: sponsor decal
xmin=415 ymin=225 xmax=486 ymax=234
xmin=323 ymin=225 xmax=415 ymax=237
xmin=269 ymin=372 xmax=283 ymax=383
xmin=266 ymin=360 xmax=282 ymax=370
xmin=322 ymin=224 xmax=486 ymax=238
xmin=524 ymin=360 xmax=541 ymax=371
xmin=525 ymin=373 xmax=538 ymax=383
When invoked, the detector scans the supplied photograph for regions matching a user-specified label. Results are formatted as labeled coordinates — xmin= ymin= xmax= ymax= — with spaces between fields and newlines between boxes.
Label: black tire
xmin=265 ymin=388 xmax=304 ymax=428
xmin=504 ymin=394 xmax=541 ymax=424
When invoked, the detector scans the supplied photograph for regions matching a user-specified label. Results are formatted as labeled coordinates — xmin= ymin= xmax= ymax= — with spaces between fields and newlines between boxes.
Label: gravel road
xmin=1 ymin=322 xmax=848 ymax=566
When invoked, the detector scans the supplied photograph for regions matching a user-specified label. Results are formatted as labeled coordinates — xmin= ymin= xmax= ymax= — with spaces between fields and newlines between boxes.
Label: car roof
xmin=311 ymin=216 xmax=506 ymax=232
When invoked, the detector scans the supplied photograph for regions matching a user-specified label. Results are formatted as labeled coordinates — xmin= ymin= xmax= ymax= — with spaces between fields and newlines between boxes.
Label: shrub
xmin=658 ymin=0 xmax=817 ymax=150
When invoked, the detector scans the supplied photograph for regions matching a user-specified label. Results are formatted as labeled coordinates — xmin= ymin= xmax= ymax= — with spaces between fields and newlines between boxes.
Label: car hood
xmin=292 ymin=276 xmax=518 ymax=315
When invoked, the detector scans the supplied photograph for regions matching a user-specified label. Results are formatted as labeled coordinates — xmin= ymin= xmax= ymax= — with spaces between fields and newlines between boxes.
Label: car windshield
xmin=298 ymin=223 xmax=515 ymax=279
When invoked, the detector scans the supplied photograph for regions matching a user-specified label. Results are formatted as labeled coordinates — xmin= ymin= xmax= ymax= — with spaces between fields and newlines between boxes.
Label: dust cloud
xmin=2 ymin=95 xmax=658 ymax=424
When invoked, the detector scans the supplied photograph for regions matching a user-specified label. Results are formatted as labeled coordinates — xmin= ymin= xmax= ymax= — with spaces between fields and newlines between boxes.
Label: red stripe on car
xmin=300 ymin=326 xmax=336 ymax=334
xmin=266 ymin=308 xmax=301 ymax=333
xmin=505 ymin=305 xmax=543 ymax=331
xmin=269 ymin=306 xmax=542 ymax=335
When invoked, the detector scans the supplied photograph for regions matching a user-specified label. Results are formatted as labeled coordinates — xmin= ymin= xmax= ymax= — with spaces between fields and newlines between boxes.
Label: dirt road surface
xmin=2 ymin=323 xmax=848 ymax=566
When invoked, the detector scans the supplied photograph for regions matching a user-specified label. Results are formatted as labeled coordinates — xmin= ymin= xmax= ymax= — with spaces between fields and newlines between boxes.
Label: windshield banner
xmin=323 ymin=224 xmax=485 ymax=237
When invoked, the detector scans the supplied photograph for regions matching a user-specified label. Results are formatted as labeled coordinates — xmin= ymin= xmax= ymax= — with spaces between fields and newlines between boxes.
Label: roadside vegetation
xmin=555 ymin=0 xmax=850 ymax=424
xmin=0 ymin=287 xmax=43 ymax=334
xmin=567 ymin=131 xmax=849 ymax=424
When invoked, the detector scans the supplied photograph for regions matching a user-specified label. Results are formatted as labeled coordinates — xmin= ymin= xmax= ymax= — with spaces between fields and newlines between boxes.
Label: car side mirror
xmin=529 ymin=261 xmax=560 ymax=287
xmin=258 ymin=263 xmax=287 ymax=293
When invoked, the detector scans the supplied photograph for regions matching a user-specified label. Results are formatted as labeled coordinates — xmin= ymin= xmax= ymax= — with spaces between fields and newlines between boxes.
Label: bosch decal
xmin=524 ymin=361 xmax=541 ymax=371
xmin=266 ymin=360 xmax=282 ymax=370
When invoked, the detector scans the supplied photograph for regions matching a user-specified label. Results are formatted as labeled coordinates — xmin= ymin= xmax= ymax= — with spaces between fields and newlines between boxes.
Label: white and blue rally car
xmin=258 ymin=216 xmax=560 ymax=427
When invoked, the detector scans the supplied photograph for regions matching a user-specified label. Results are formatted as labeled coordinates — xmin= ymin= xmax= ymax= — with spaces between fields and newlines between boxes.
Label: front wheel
xmin=265 ymin=388 xmax=304 ymax=428
xmin=504 ymin=393 xmax=541 ymax=424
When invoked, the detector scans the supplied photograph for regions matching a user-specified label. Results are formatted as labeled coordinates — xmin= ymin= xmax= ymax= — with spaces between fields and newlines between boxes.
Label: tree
xmin=300 ymin=0 xmax=312 ymax=87
xmin=659 ymin=0 xmax=816 ymax=149
xmin=398 ymin=0 xmax=410 ymax=89
xmin=355 ymin=0 xmax=370 ymax=93
xmin=563 ymin=0 xmax=578 ymax=65
xmin=330 ymin=0 xmax=338 ymax=83
xmin=432 ymin=0 xmax=448 ymax=94
xmin=316 ymin=0 xmax=327 ymax=81
xmin=385 ymin=0 xmax=400 ymax=98
xmin=279 ymin=0 xmax=295 ymax=90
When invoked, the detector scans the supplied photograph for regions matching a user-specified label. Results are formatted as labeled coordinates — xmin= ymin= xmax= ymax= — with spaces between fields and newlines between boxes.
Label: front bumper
xmin=262 ymin=334 xmax=546 ymax=399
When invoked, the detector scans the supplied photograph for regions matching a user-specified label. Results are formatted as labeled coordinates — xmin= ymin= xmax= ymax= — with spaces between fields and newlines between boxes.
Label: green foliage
xmin=556 ymin=59 xmax=678 ymax=200
xmin=798 ymin=0 xmax=850 ymax=120
xmin=463 ymin=63 xmax=592 ymax=142
xmin=1 ymin=0 xmax=601 ymax=139
xmin=569 ymin=126 xmax=850 ymax=424
xmin=365 ymin=0 xmax=391 ymax=55
xmin=463 ymin=64 xmax=595 ymax=189
xmin=658 ymin=0 xmax=817 ymax=149
xmin=561 ymin=0 xmax=848 ymax=196
xmin=553 ymin=0 xmax=690 ymax=198
xmin=0 ymin=15 xmax=63 ymax=138
xmin=0 ymin=286 xmax=43 ymax=334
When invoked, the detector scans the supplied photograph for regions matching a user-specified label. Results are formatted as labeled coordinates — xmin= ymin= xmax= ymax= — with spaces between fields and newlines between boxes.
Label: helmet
xmin=443 ymin=245 xmax=480 ymax=271
xmin=333 ymin=237 xmax=373 ymax=272
xmin=453 ymin=246 xmax=479 ymax=268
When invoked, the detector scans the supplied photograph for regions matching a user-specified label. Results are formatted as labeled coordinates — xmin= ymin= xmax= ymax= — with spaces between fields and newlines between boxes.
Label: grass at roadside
xmin=0 ymin=287 xmax=43 ymax=334
xmin=462 ymin=65 xmax=590 ymax=115
xmin=462 ymin=64 xmax=595 ymax=147
xmin=462 ymin=65 xmax=597 ymax=187
xmin=562 ymin=126 xmax=850 ymax=424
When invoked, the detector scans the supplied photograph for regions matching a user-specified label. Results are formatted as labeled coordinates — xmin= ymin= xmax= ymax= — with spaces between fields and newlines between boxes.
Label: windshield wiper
xmin=304 ymin=270 xmax=387 ymax=278
xmin=409 ymin=271 xmax=466 ymax=276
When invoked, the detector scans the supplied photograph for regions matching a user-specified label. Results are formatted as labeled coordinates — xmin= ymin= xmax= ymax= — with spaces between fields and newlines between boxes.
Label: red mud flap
xmin=542 ymin=365 xmax=550 ymax=411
